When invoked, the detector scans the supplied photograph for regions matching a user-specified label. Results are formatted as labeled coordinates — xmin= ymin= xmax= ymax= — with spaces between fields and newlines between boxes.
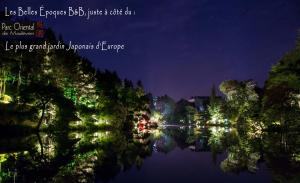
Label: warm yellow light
xmin=0 ymin=94 xmax=12 ymax=104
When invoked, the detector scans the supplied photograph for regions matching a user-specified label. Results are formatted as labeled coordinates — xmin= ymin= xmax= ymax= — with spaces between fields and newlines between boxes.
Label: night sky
xmin=2 ymin=0 xmax=300 ymax=100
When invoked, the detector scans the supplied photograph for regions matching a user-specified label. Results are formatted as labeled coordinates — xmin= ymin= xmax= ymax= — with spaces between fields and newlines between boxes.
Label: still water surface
xmin=99 ymin=126 xmax=272 ymax=183
xmin=0 ymin=126 xmax=298 ymax=182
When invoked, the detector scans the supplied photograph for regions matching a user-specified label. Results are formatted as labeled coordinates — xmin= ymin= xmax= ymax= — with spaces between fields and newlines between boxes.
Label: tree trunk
xmin=3 ymin=71 xmax=6 ymax=98
xmin=37 ymin=104 xmax=46 ymax=130
xmin=0 ymin=68 xmax=4 ymax=99
xmin=0 ymin=79 xmax=3 ymax=99
xmin=17 ymin=55 xmax=22 ymax=93
xmin=36 ymin=133 xmax=44 ymax=157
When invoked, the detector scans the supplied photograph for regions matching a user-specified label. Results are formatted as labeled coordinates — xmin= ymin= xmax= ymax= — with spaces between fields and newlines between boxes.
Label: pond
xmin=0 ymin=126 xmax=299 ymax=183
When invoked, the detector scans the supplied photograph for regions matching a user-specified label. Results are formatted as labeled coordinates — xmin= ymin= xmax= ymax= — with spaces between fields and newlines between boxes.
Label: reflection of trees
xmin=208 ymin=127 xmax=225 ymax=152
xmin=93 ymin=131 xmax=151 ymax=182
xmin=220 ymin=143 xmax=260 ymax=173
xmin=149 ymin=127 xmax=209 ymax=153
xmin=208 ymin=125 xmax=300 ymax=180
xmin=263 ymin=131 xmax=300 ymax=182
xmin=0 ymin=131 xmax=75 ymax=182
xmin=161 ymin=127 xmax=200 ymax=150
xmin=2 ymin=126 xmax=300 ymax=182
xmin=53 ymin=130 xmax=151 ymax=183
xmin=153 ymin=135 xmax=176 ymax=153
xmin=211 ymin=128 xmax=262 ymax=173
xmin=0 ymin=129 xmax=152 ymax=182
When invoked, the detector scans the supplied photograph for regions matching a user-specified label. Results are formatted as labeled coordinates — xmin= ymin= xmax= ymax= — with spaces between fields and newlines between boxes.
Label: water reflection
xmin=0 ymin=126 xmax=299 ymax=182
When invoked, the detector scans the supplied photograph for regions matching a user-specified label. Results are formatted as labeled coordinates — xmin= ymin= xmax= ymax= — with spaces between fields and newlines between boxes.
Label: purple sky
xmin=2 ymin=0 xmax=300 ymax=100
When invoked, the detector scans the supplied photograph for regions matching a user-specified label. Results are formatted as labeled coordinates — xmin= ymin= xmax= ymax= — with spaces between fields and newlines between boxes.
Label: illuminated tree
xmin=0 ymin=25 xmax=150 ymax=131
xmin=263 ymin=43 xmax=300 ymax=129
xmin=220 ymin=80 xmax=260 ymax=127
xmin=20 ymin=82 xmax=75 ymax=130
xmin=0 ymin=66 xmax=8 ymax=100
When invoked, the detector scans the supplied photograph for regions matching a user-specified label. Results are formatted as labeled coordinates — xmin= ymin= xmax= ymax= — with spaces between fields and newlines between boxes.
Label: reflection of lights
xmin=188 ymin=145 xmax=196 ymax=151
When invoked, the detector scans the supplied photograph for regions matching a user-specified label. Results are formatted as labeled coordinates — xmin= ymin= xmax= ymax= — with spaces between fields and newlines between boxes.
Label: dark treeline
xmin=213 ymin=35 xmax=300 ymax=131
xmin=152 ymin=35 xmax=300 ymax=133
xmin=0 ymin=28 xmax=150 ymax=132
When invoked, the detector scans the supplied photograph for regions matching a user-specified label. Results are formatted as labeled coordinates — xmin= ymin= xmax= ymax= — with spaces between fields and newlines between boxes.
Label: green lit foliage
xmin=218 ymin=129 xmax=261 ymax=173
xmin=0 ymin=153 xmax=14 ymax=183
xmin=0 ymin=26 xmax=150 ymax=130
xmin=208 ymin=127 xmax=226 ymax=153
xmin=150 ymin=111 xmax=163 ymax=123
xmin=0 ymin=66 xmax=8 ymax=100
xmin=19 ymin=82 xmax=75 ymax=130
xmin=185 ymin=106 xmax=199 ymax=123
xmin=221 ymin=144 xmax=260 ymax=173
xmin=263 ymin=42 xmax=300 ymax=129
xmin=64 ymin=86 xmax=77 ymax=104
xmin=220 ymin=80 xmax=261 ymax=127
xmin=207 ymin=85 xmax=227 ymax=125
xmin=208 ymin=104 xmax=225 ymax=125
xmin=0 ymin=54 xmax=22 ymax=102
xmin=52 ymin=130 xmax=151 ymax=183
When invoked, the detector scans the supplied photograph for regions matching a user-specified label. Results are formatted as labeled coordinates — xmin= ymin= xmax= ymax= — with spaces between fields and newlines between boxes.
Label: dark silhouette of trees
xmin=263 ymin=39 xmax=300 ymax=130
